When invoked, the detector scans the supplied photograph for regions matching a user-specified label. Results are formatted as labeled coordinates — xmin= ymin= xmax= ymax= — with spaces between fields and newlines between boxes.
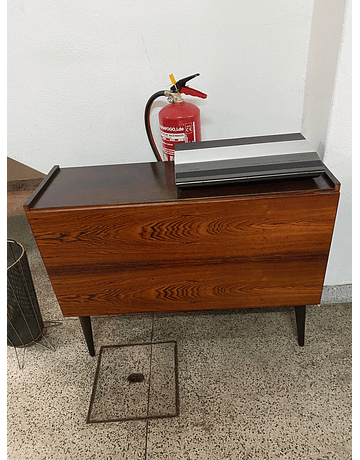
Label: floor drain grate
xmin=87 ymin=341 xmax=179 ymax=423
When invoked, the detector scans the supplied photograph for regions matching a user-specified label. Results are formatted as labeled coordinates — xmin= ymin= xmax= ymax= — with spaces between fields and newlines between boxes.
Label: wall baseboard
xmin=321 ymin=284 xmax=352 ymax=304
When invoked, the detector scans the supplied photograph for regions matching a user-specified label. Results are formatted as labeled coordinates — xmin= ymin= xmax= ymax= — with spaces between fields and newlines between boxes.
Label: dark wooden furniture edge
xmin=23 ymin=165 xmax=60 ymax=212
xmin=23 ymin=162 xmax=340 ymax=213
xmin=23 ymin=173 xmax=340 ymax=216
xmin=323 ymin=166 xmax=341 ymax=191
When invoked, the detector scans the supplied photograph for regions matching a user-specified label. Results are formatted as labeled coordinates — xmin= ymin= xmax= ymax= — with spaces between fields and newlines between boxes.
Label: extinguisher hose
xmin=144 ymin=90 xmax=166 ymax=162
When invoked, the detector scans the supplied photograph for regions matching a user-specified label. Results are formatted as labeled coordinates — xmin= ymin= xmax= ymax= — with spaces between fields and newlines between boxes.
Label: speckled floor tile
xmin=147 ymin=341 xmax=178 ymax=419
xmin=7 ymin=318 xmax=149 ymax=460
xmin=91 ymin=314 xmax=154 ymax=349
xmin=8 ymin=306 xmax=350 ymax=460
xmin=144 ymin=304 xmax=352 ymax=459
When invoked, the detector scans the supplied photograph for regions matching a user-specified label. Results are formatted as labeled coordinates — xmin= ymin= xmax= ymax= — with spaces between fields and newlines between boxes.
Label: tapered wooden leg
xmin=79 ymin=316 xmax=95 ymax=356
xmin=294 ymin=305 xmax=306 ymax=347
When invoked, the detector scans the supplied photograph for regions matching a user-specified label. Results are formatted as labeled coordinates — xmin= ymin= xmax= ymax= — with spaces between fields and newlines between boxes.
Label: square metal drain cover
xmin=87 ymin=341 xmax=179 ymax=423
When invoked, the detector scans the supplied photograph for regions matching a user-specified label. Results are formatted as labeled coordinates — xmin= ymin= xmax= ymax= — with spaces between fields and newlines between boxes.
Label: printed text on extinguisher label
xmin=160 ymin=123 xmax=194 ymax=161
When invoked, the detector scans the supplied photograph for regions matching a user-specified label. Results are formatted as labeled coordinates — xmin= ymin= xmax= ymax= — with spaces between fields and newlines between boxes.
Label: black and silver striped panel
xmin=174 ymin=133 xmax=325 ymax=187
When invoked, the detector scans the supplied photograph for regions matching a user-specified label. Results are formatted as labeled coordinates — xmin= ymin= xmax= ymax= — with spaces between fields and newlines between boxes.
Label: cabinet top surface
xmin=25 ymin=161 xmax=339 ymax=211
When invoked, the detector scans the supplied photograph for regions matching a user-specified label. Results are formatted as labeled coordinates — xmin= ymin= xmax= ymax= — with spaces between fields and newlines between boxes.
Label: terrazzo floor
xmin=7 ymin=190 xmax=352 ymax=459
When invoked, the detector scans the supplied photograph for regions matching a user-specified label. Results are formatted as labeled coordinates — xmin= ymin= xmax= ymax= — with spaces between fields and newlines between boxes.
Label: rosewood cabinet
xmin=24 ymin=161 xmax=340 ymax=355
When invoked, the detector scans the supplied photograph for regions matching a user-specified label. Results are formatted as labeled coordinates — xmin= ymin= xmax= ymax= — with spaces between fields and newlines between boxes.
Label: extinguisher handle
xmin=170 ymin=73 xmax=199 ymax=92
xmin=180 ymin=86 xmax=208 ymax=99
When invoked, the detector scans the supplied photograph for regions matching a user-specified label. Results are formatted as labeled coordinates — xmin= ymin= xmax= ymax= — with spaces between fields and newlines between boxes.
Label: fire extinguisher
xmin=145 ymin=73 xmax=207 ymax=162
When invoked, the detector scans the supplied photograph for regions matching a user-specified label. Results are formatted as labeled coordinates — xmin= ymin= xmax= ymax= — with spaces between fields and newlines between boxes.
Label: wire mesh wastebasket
xmin=7 ymin=240 xmax=44 ymax=348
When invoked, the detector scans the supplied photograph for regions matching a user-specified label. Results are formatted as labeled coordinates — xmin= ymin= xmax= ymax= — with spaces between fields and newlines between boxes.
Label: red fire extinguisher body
xmin=159 ymin=101 xmax=201 ymax=161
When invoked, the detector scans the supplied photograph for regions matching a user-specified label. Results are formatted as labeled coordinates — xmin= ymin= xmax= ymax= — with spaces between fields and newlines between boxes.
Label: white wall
xmin=301 ymin=0 xmax=347 ymax=157
xmin=302 ymin=0 xmax=350 ymax=286
xmin=8 ymin=0 xmax=313 ymax=172
xmin=322 ymin=0 xmax=351 ymax=285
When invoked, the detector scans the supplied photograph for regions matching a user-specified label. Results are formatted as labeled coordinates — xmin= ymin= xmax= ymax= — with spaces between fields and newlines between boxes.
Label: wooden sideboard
xmin=24 ymin=161 xmax=340 ymax=355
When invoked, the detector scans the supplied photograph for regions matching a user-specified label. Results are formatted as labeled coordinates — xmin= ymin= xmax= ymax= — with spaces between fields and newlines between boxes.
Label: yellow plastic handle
xmin=169 ymin=74 xmax=177 ymax=85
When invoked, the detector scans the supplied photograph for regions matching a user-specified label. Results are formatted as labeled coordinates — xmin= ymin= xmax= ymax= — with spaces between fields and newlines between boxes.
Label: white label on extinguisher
xmin=161 ymin=131 xmax=186 ymax=142
xmin=160 ymin=124 xmax=191 ymax=161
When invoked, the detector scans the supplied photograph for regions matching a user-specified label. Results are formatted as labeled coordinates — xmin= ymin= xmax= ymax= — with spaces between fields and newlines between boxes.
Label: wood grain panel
xmin=26 ymin=191 xmax=339 ymax=317
xmin=27 ymin=194 xmax=337 ymax=264
xmin=52 ymin=257 xmax=327 ymax=316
